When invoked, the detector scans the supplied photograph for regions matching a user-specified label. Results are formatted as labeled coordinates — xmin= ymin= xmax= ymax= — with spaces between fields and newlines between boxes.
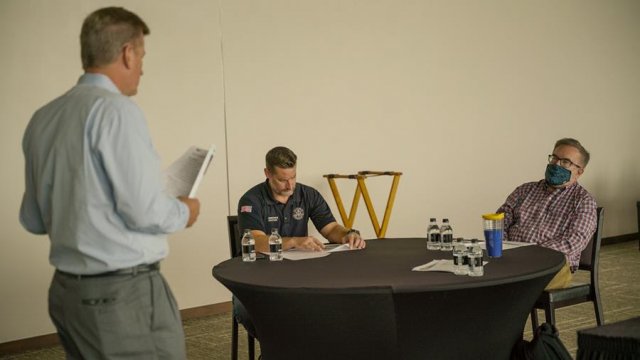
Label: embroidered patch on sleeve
xmin=240 ymin=206 xmax=252 ymax=213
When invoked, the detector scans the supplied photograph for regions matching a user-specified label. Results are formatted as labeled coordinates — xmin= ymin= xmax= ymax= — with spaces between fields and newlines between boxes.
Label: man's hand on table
xmin=285 ymin=236 xmax=325 ymax=251
xmin=342 ymin=229 xmax=366 ymax=249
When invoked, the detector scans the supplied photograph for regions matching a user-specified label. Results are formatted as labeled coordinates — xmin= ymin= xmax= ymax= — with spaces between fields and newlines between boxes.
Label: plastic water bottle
xmin=268 ymin=228 xmax=283 ymax=261
xmin=452 ymin=238 xmax=469 ymax=275
xmin=426 ymin=218 xmax=441 ymax=250
xmin=440 ymin=218 xmax=453 ymax=251
xmin=467 ymin=239 xmax=484 ymax=276
xmin=241 ymin=229 xmax=256 ymax=262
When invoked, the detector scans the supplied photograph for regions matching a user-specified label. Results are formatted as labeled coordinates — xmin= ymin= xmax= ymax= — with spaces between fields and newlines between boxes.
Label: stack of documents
xmin=164 ymin=145 xmax=215 ymax=198
xmin=278 ymin=243 xmax=354 ymax=261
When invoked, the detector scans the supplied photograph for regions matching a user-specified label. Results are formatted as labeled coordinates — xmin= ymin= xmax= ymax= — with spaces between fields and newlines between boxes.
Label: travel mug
xmin=482 ymin=213 xmax=504 ymax=258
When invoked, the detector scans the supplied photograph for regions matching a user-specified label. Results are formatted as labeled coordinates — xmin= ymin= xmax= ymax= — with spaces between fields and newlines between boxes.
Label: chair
xmin=530 ymin=207 xmax=605 ymax=332
xmin=227 ymin=215 xmax=256 ymax=360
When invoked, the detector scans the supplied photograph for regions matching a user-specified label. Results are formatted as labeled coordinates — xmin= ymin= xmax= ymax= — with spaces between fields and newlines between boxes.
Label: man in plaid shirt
xmin=497 ymin=138 xmax=597 ymax=289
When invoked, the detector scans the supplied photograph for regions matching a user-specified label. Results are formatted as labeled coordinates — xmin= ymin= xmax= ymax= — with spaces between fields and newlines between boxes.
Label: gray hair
xmin=266 ymin=146 xmax=297 ymax=171
xmin=554 ymin=138 xmax=590 ymax=167
xmin=80 ymin=7 xmax=149 ymax=69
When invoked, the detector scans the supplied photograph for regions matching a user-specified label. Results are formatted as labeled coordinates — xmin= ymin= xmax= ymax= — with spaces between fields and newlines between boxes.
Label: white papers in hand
xmin=164 ymin=145 xmax=215 ymax=198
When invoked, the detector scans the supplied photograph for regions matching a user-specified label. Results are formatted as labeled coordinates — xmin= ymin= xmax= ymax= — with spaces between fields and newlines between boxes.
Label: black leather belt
xmin=56 ymin=262 xmax=160 ymax=280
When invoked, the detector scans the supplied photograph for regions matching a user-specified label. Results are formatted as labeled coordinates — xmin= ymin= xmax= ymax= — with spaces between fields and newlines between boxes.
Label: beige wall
xmin=1 ymin=0 xmax=639 ymax=343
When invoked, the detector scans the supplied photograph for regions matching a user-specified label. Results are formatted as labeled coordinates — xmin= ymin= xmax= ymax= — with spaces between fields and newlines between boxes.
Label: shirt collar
xmin=540 ymin=179 xmax=579 ymax=193
xmin=77 ymin=73 xmax=121 ymax=94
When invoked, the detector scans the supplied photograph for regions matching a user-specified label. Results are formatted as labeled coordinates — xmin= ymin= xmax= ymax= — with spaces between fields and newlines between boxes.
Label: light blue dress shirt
xmin=20 ymin=73 xmax=189 ymax=274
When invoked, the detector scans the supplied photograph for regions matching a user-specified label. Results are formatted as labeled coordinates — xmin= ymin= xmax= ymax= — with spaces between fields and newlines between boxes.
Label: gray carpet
xmin=3 ymin=240 xmax=639 ymax=359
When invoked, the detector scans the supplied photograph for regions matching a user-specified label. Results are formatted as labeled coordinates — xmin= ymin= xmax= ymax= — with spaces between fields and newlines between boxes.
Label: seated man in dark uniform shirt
xmin=238 ymin=146 xmax=366 ymax=252
xmin=233 ymin=146 xmax=366 ymax=338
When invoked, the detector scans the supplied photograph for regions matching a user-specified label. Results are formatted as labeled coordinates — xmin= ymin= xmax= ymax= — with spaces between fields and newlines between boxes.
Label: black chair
xmin=530 ymin=207 xmax=605 ymax=332
xmin=227 ymin=215 xmax=255 ymax=360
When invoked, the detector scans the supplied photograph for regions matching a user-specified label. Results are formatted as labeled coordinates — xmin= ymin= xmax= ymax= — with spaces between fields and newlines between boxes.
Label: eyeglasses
xmin=548 ymin=154 xmax=581 ymax=169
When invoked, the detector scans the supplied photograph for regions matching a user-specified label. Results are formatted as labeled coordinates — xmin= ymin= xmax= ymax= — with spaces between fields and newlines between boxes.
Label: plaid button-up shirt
xmin=497 ymin=180 xmax=597 ymax=271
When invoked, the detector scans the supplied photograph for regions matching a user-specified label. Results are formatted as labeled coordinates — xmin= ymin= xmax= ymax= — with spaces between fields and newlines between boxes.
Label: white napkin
xmin=412 ymin=259 xmax=488 ymax=273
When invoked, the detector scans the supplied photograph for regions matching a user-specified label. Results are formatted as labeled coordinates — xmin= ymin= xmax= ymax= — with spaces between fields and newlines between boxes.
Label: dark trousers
xmin=49 ymin=270 xmax=185 ymax=359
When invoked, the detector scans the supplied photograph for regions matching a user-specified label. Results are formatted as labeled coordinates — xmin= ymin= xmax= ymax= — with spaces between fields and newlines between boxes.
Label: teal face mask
xmin=545 ymin=164 xmax=571 ymax=186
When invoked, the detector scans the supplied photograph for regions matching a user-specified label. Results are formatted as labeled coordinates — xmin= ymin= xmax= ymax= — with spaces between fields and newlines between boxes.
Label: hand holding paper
xmin=178 ymin=196 xmax=200 ymax=227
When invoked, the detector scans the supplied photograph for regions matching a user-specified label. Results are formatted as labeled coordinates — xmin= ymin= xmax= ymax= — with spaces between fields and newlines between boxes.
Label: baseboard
xmin=0 ymin=333 xmax=60 ymax=356
xmin=181 ymin=301 xmax=232 ymax=320
xmin=0 ymin=301 xmax=232 ymax=356
xmin=602 ymin=233 xmax=639 ymax=246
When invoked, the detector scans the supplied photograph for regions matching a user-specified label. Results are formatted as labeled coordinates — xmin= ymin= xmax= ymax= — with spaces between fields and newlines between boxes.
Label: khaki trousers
xmin=545 ymin=260 xmax=573 ymax=290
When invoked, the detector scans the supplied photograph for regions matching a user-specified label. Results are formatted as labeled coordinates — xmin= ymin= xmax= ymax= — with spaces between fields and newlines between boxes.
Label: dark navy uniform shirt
xmin=237 ymin=180 xmax=336 ymax=237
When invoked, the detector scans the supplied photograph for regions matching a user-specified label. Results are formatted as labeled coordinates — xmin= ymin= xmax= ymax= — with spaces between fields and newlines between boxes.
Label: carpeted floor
xmin=3 ymin=240 xmax=639 ymax=359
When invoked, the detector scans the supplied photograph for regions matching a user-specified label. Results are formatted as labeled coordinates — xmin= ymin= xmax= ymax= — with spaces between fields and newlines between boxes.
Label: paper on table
xmin=282 ymin=249 xmax=331 ymax=261
xmin=412 ymin=259 xmax=488 ymax=273
xmin=478 ymin=240 xmax=534 ymax=250
xmin=412 ymin=260 xmax=454 ymax=272
xmin=164 ymin=145 xmax=215 ymax=198
xmin=503 ymin=241 xmax=535 ymax=249
xmin=323 ymin=243 xmax=352 ymax=252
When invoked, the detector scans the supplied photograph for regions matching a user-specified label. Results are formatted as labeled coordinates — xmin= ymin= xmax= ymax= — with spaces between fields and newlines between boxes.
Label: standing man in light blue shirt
xmin=19 ymin=7 xmax=200 ymax=359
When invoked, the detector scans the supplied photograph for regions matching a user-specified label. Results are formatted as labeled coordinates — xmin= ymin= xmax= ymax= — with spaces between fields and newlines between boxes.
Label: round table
xmin=213 ymin=238 xmax=565 ymax=360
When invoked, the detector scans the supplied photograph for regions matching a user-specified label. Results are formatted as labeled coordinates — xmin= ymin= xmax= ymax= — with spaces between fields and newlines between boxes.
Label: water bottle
xmin=452 ymin=238 xmax=469 ymax=275
xmin=440 ymin=218 xmax=453 ymax=251
xmin=467 ymin=239 xmax=484 ymax=276
xmin=426 ymin=218 xmax=441 ymax=250
xmin=268 ymin=228 xmax=283 ymax=261
xmin=241 ymin=229 xmax=256 ymax=262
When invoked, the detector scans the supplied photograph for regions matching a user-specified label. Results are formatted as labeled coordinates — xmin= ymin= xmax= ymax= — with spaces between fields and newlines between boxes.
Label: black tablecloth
xmin=577 ymin=316 xmax=640 ymax=360
xmin=213 ymin=238 xmax=565 ymax=360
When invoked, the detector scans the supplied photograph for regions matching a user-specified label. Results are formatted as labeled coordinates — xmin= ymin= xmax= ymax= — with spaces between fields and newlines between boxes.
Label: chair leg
xmin=231 ymin=316 xmax=239 ymax=360
xmin=248 ymin=334 xmax=255 ymax=360
xmin=530 ymin=309 xmax=539 ymax=333
xmin=593 ymin=298 xmax=605 ymax=326
xmin=544 ymin=303 xmax=556 ymax=327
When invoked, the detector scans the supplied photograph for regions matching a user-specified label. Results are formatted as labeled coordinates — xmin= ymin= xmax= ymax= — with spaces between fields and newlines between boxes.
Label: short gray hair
xmin=80 ymin=7 xmax=149 ymax=69
xmin=554 ymin=138 xmax=590 ymax=167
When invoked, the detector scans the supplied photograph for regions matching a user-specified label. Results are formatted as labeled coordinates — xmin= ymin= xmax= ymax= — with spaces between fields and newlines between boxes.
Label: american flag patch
xmin=240 ymin=206 xmax=252 ymax=213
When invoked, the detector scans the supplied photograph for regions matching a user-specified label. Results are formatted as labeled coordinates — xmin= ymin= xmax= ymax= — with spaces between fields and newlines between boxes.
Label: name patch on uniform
xmin=268 ymin=216 xmax=279 ymax=222
xmin=293 ymin=207 xmax=304 ymax=220
xmin=240 ymin=206 xmax=252 ymax=213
